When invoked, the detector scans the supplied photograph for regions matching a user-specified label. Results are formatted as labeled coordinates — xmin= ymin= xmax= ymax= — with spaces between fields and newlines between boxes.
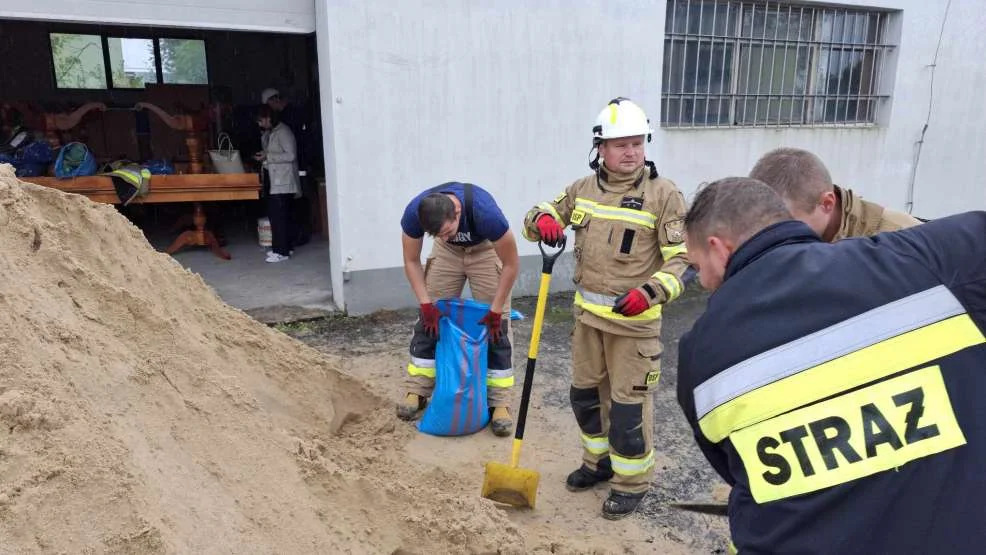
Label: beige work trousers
xmin=571 ymin=319 xmax=662 ymax=495
xmin=404 ymin=239 xmax=514 ymax=407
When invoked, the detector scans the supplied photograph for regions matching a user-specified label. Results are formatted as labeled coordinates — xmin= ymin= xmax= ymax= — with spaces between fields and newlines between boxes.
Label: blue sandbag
xmin=417 ymin=298 xmax=523 ymax=437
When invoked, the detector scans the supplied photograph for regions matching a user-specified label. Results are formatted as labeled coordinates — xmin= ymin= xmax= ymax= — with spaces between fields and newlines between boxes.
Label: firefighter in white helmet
xmin=522 ymin=97 xmax=690 ymax=519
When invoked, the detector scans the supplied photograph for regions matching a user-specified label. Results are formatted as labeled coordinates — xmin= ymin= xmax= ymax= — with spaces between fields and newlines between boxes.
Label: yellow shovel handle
xmin=511 ymin=237 xmax=566 ymax=467
xmin=526 ymin=271 xmax=552 ymax=360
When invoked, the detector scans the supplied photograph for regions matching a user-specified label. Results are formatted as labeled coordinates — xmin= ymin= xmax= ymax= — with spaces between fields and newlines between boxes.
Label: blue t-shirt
xmin=400 ymin=182 xmax=509 ymax=247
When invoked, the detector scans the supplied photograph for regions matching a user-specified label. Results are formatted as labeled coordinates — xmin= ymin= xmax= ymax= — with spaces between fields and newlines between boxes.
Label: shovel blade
xmin=481 ymin=461 xmax=539 ymax=509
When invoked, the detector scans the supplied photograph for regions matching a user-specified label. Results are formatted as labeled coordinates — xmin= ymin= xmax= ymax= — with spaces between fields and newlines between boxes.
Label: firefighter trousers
xmin=570 ymin=320 xmax=662 ymax=495
xmin=404 ymin=239 xmax=514 ymax=407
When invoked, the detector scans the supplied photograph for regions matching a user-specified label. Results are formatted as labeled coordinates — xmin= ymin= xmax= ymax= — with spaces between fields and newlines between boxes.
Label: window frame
xmin=48 ymin=32 xmax=110 ymax=91
xmin=49 ymin=31 xmax=208 ymax=91
xmin=660 ymin=0 xmax=900 ymax=129
xmin=106 ymin=36 xmax=162 ymax=90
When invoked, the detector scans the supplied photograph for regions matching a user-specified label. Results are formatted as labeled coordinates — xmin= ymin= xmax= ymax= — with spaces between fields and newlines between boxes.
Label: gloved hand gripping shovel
xmin=481 ymin=236 xmax=566 ymax=509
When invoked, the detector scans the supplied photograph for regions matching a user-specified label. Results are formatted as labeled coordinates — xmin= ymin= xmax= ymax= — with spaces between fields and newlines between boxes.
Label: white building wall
xmin=317 ymin=0 xmax=667 ymax=313
xmin=318 ymin=0 xmax=986 ymax=314
xmin=1 ymin=0 xmax=315 ymax=33
xmin=314 ymin=1 xmax=979 ymax=313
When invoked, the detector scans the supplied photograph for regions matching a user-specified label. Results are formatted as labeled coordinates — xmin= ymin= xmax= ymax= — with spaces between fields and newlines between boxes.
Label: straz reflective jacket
xmin=678 ymin=215 xmax=986 ymax=554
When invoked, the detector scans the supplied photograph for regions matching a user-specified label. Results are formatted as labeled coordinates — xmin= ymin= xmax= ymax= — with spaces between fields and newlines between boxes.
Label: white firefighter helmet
xmin=592 ymin=97 xmax=653 ymax=144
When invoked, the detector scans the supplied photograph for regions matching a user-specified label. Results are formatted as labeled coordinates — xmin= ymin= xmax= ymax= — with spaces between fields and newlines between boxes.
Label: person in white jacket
xmin=255 ymin=104 xmax=301 ymax=263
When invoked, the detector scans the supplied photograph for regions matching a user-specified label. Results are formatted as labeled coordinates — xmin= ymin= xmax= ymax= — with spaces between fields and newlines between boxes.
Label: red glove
xmin=536 ymin=214 xmax=564 ymax=245
xmin=478 ymin=310 xmax=503 ymax=343
xmin=612 ymin=289 xmax=649 ymax=317
xmin=420 ymin=303 xmax=441 ymax=337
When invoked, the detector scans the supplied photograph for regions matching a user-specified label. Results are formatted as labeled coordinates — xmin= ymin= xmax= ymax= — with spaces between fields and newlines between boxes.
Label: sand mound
xmin=0 ymin=164 xmax=558 ymax=554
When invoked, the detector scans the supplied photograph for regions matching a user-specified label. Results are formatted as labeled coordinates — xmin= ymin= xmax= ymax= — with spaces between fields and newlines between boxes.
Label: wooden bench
xmin=22 ymin=173 xmax=260 ymax=260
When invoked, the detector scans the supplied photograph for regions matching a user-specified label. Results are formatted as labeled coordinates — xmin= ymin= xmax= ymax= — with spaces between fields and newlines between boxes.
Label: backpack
xmin=54 ymin=142 xmax=97 ymax=178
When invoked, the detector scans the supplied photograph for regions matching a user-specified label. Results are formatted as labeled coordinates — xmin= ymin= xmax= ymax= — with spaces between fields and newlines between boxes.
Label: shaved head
xmin=683 ymin=177 xmax=793 ymax=291
xmin=749 ymin=147 xmax=833 ymax=213
xmin=685 ymin=177 xmax=792 ymax=246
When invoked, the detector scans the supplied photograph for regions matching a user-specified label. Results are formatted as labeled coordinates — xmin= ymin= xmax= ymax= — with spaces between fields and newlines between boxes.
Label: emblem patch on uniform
xmin=553 ymin=192 xmax=567 ymax=204
xmin=634 ymin=370 xmax=662 ymax=391
xmin=620 ymin=196 xmax=644 ymax=211
xmin=571 ymin=208 xmax=586 ymax=225
xmin=664 ymin=219 xmax=684 ymax=243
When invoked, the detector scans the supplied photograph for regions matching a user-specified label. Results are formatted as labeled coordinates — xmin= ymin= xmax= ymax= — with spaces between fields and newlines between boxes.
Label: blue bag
xmin=54 ymin=142 xmax=97 ymax=178
xmin=20 ymin=141 xmax=53 ymax=165
xmin=143 ymin=159 xmax=175 ymax=175
xmin=417 ymin=298 xmax=524 ymax=436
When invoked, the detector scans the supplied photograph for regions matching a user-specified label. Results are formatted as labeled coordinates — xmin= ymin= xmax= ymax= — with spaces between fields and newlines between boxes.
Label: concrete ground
xmin=277 ymin=283 xmax=733 ymax=553
xmin=146 ymin=226 xmax=336 ymax=323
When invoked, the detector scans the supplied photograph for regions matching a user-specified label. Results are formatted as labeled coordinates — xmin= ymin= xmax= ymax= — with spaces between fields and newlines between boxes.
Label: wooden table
xmin=23 ymin=173 xmax=260 ymax=260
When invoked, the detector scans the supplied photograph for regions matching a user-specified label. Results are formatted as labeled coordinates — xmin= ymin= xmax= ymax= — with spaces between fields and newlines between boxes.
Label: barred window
xmin=661 ymin=1 xmax=898 ymax=128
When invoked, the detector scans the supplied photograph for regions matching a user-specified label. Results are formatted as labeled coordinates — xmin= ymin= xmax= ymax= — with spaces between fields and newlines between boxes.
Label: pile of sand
xmin=0 ymin=165 xmax=590 ymax=554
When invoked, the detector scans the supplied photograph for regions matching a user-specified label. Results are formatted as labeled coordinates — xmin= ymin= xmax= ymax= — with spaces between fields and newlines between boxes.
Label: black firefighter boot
xmin=565 ymin=456 xmax=614 ymax=492
xmin=602 ymin=490 xmax=646 ymax=520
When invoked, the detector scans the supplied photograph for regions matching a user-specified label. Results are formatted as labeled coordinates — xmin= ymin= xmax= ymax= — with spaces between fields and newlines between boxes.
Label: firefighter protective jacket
xmin=523 ymin=163 xmax=689 ymax=337
xmin=832 ymin=184 xmax=922 ymax=240
xmin=677 ymin=213 xmax=986 ymax=554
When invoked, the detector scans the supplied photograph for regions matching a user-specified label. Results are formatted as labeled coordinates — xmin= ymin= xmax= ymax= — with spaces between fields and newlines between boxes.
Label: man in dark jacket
xmin=677 ymin=177 xmax=986 ymax=554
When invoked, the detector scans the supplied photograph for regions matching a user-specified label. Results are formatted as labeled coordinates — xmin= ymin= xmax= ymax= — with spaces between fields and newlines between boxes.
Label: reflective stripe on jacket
xmin=522 ymin=163 xmax=689 ymax=336
xmin=678 ymin=214 xmax=986 ymax=554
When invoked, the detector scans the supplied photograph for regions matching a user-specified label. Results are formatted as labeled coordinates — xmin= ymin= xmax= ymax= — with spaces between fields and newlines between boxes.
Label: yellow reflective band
xmin=111 ymin=169 xmax=140 ymax=186
xmin=609 ymin=103 xmax=618 ymax=124
xmin=536 ymin=202 xmax=564 ymax=226
xmin=695 ymin=285 xmax=962 ymax=418
xmin=699 ymin=313 xmax=985 ymax=443
xmin=593 ymin=205 xmax=656 ymax=228
xmin=652 ymin=271 xmax=683 ymax=301
xmin=574 ymin=290 xmax=662 ymax=322
xmin=732 ymin=365 xmax=966 ymax=503
xmin=407 ymin=363 xmax=435 ymax=378
xmin=487 ymin=377 xmax=515 ymax=388
xmin=574 ymin=198 xmax=656 ymax=229
xmin=661 ymin=243 xmax=688 ymax=260
xmin=581 ymin=433 xmax=610 ymax=455
xmin=487 ymin=369 xmax=514 ymax=388
xmin=611 ymin=449 xmax=656 ymax=476
xmin=728 ymin=540 xmax=738 ymax=555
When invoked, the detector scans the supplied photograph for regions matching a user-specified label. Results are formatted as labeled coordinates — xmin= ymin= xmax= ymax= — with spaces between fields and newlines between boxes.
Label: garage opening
xmin=0 ymin=19 xmax=334 ymax=322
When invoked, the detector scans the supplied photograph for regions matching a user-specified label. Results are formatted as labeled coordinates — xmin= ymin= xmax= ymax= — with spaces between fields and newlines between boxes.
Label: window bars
xmin=661 ymin=0 xmax=897 ymax=128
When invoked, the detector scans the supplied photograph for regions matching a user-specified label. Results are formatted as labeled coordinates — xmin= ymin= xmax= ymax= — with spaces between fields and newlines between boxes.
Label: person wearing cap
xmin=261 ymin=87 xmax=314 ymax=245
xmin=521 ymin=97 xmax=690 ymax=519
xmin=254 ymin=104 xmax=300 ymax=263
xmin=260 ymin=88 xmax=309 ymax=158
